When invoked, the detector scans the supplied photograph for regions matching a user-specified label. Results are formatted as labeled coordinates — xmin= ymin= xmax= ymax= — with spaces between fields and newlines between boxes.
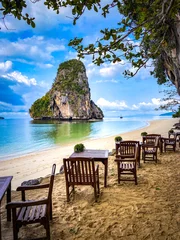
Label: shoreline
xmin=0 ymin=118 xmax=150 ymax=161
xmin=0 ymin=118 xmax=178 ymax=190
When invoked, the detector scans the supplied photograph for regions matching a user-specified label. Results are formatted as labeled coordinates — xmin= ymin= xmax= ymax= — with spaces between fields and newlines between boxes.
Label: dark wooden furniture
xmin=63 ymin=158 xmax=100 ymax=202
xmin=0 ymin=176 xmax=13 ymax=240
xmin=6 ymin=164 xmax=56 ymax=240
xmin=169 ymin=132 xmax=180 ymax=147
xmin=141 ymin=136 xmax=159 ymax=163
xmin=70 ymin=149 xmax=109 ymax=187
xmin=146 ymin=134 xmax=162 ymax=153
xmin=116 ymin=141 xmax=141 ymax=167
xmin=115 ymin=141 xmax=138 ymax=185
xmin=163 ymin=138 xmax=176 ymax=152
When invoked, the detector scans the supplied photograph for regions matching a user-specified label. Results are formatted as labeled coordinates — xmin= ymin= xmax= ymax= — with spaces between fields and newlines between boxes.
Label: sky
xmin=0 ymin=1 xmax=178 ymax=119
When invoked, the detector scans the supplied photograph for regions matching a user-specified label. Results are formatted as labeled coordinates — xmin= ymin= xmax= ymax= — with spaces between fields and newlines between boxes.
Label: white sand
xmin=0 ymin=118 xmax=178 ymax=190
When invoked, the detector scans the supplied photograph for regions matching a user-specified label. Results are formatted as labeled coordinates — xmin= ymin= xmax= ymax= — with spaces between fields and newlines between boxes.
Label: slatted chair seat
xmin=115 ymin=141 xmax=138 ymax=185
xmin=145 ymin=149 xmax=156 ymax=153
xmin=64 ymin=158 xmax=100 ymax=202
xmin=120 ymin=162 xmax=135 ymax=170
xmin=17 ymin=204 xmax=47 ymax=223
xmin=6 ymin=164 xmax=56 ymax=240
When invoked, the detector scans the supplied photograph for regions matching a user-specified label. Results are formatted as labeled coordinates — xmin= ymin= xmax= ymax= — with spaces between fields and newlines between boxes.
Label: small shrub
xmin=114 ymin=136 xmax=122 ymax=142
xmin=168 ymin=129 xmax=174 ymax=133
xmin=141 ymin=132 xmax=148 ymax=136
xmin=74 ymin=143 xmax=85 ymax=153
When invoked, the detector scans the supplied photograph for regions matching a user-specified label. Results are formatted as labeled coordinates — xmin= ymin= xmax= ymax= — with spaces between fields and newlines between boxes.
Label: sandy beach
xmin=0 ymin=118 xmax=178 ymax=190
xmin=0 ymin=117 xmax=180 ymax=240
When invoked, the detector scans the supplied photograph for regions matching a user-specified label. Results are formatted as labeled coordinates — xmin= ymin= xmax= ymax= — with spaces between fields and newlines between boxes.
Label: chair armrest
xmin=6 ymin=198 xmax=48 ymax=209
xmin=16 ymin=183 xmax=50 ymax=191
xmin=115 ymin=157 xmax=136 ymax=162
xmin=141 ymin=144 xmax=156 ymax=148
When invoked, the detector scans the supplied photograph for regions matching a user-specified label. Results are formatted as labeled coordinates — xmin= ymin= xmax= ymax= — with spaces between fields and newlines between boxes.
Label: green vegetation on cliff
xmin=52 ymin=59 xmax=88 ymax=95
xmin=29 ymin=94 xmax=52 ymax=119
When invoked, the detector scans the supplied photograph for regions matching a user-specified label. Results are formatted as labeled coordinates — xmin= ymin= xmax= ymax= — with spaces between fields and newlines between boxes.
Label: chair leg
xmin=94 ymin=184 xmax=97 ymax=202
xmin=45 ymin=217 xmax=51 ymax=240
xmin=66 ymin=184 xmax=70 ymax=202
xmin=117 ymin=163 xmax=120 ymax=184
xmin=12 ymin=209 xmax=18 ymax=240
xmin=134 ymin=170 xmax=137 ymax=185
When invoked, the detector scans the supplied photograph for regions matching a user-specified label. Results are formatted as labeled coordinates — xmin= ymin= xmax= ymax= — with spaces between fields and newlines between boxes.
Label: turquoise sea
xmin=0 ymin=115 xmax=171 ymax=161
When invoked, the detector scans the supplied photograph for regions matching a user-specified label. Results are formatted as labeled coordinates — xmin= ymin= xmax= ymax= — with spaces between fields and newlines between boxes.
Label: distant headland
xmin=29 ymin=59 xmax=104 ymax=121
xmin=0 ymin=117 xmax=4 ymax=119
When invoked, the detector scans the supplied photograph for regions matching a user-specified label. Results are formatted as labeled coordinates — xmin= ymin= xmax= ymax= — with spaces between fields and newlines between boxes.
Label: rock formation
xmin=29 ymin=59 xmax=104 ymax=120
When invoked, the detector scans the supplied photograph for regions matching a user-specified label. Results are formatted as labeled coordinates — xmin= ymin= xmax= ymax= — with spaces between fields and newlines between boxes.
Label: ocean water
xmin=0 ymin=115 xmax=171 ymax=161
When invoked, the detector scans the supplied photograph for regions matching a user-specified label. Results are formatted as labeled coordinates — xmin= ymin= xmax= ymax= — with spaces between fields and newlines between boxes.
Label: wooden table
xmin=70 ymin=149 xmax=109 ymax=187
xmin=0 ymin=176 xmax=13 ymax=240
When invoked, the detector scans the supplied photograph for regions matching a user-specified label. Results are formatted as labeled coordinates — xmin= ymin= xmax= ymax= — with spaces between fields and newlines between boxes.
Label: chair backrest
xmin=48 ymin=164 xmax=56 ymax=201
xmin=118 ymin=141 xmax=138 ymax=159
xmin=63 ymin=158 xmax=96 ymax=185
xmin=142 ymin=136 xmax=158 ymax=147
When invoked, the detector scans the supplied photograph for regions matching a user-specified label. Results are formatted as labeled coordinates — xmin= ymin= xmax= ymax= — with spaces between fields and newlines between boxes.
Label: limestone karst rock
xmin=29 ymin=59 xmax=104 ymax=120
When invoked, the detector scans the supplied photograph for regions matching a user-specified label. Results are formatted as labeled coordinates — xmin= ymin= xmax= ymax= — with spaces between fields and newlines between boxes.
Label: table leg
xmin=0 ymin=202 xmax=1 ymax=240
xmin=7 ymin=183 xmax=11 ymax=222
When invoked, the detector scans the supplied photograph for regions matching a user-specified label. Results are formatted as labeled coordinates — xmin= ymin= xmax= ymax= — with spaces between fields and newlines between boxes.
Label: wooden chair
xmin=6 ymin=164 xmax=56 ymax=240
xmin=115 ymin=141 xmax=138 ymax=185
xmin=142 ymin=136 xmax=159 ymax=163
xmin=63 ymin=158 xmax=100 ymax=202
xmin=163 ymin=137 xmax=176 ymax=152
xmin=116 ymin=140 xmax=141 ymax=167
xmin=169 ymin=132 xmax=180 ymax=147
xmin=146 ymin=134 xmax=162 ymax=153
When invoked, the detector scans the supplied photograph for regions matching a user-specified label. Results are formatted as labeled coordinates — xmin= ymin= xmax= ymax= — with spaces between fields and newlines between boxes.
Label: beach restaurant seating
xmin=141 ymin=136 xmax=159 ymax=163
xmin=163 ymin=137 xmax=176 ymax=152
xmin=146 ymin=134 xmax=162 ymax=153
xmin=116 ymin=140 xmax=141 ymax=167
xmin=6 ymin=164 xmax=56 ymax=240
xmin=115 ymin=141 xmax=138 ymax=185
xmin=63 ymin=157 xmax=100 ymax=202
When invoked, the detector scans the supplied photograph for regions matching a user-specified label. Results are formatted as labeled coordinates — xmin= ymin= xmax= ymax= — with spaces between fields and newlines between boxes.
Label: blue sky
xmin=0 ymin=1 xmax=177 ymax=118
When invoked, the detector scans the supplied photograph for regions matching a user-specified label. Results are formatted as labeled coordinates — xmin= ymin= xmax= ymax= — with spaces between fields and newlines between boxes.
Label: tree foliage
xmin=29 ymin=93 xmax=52 ymax=119
xmin=1 ymin=1 xmax=180 ymax=100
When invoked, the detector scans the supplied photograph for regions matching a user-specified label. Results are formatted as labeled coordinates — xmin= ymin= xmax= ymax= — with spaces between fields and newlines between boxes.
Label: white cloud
xmin=0 ymin=36 xmax=66 ymax=62
xmin=99 ymin=61 xmax=126 ymax=77
xmin=131 ymin=98 xmax=171 ymax=110
xmin=96 ymin=97 xmax=174 ymax=112
xmin=2 ymin=71 xmax=37 ymax=86
xmin=0 ymin=101 xmax=27 ymax=112
xmin=0 ymin=61 xmax=12 ymax=72
xmin=96 ymin=98 xmax=128 ymax=110
xmin=96 ymin=79 xmax=118 ymax=83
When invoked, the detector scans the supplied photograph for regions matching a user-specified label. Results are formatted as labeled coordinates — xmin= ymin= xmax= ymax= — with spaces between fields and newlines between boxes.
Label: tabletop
xmin=0 ymin=176 xmax=13 ymax=201
xmin=70 ymin=149 xmax=109 ymax=159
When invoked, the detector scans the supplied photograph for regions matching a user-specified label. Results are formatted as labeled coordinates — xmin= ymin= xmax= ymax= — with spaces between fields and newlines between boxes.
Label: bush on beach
xmin=141 ymin=132 xmax=148 ymax=136
xmin=114 ymin=136 xmax=122 ymax=142
xmin=74 ymin=143 xmax=85 ymax=153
